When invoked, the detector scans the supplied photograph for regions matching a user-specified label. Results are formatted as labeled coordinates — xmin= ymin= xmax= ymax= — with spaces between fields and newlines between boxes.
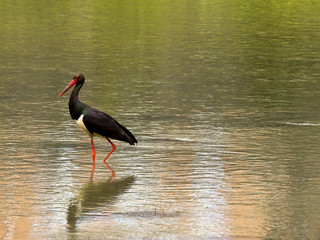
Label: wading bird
xmin=58 ymin=73 xmax=137 ymax=178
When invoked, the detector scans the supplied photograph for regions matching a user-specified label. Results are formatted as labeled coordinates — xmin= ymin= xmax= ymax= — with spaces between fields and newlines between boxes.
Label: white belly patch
xmin=76 ymin=114 xmax=90 ymax=134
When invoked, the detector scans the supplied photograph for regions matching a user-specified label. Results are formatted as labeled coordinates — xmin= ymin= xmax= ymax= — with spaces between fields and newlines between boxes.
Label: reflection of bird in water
xmin=67 ymin=175 xmax=135 ymax=232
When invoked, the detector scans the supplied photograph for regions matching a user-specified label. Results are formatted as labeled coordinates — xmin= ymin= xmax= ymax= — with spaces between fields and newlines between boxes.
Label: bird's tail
xmin=119 ymin=123 xmax=138 ymax=145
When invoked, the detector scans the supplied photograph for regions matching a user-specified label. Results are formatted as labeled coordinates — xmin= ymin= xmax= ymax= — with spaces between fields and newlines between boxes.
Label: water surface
xmin=1 ymin=0 xmax=320 ymax=239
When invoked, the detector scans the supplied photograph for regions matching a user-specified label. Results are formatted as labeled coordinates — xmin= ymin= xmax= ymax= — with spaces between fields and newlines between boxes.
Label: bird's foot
xmin=104 ymin=161 xmax=116 ymax=179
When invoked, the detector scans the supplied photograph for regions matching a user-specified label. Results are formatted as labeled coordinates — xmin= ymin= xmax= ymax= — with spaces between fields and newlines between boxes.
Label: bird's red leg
xmin=103 ymin=138 xmax=116 ymax=177
xmin=91 ymin=138 xmax=96 ymax=180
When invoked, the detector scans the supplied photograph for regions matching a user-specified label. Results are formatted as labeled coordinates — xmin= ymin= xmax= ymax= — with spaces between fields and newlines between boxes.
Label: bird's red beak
xmin=58 ymin=79 xmax=77 ymax=97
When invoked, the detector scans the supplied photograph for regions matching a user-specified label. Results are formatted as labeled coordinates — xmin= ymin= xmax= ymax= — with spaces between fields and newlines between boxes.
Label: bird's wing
xmin=83 ymin=108 xmax=137 ymax=144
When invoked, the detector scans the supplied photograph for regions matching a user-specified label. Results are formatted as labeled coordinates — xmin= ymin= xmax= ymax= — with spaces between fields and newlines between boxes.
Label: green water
xmin=1 ymin=0 xmax=320 ymax=239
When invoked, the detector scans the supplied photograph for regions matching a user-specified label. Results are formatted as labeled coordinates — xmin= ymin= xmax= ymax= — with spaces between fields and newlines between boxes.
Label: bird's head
xmin=58 ymin=73 xmax=85 ymax=97
xmin=73 ymin=73 xmax=85 ymax=83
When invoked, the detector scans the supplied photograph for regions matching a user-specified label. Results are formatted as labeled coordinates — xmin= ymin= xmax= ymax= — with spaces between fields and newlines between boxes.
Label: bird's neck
xmin=69 ymin=83 xmax=86 ymax=120
xmin=71 ymin=82 xmax=83 ymax=99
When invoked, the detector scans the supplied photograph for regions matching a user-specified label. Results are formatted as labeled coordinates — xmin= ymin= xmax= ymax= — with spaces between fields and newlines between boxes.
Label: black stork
xmin=58 ymin=73 xmax=137 ymax=178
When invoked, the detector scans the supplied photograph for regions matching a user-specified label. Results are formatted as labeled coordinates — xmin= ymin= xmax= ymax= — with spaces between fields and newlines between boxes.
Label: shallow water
xmin=1 ymin=0 xmax=320 ymax=239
